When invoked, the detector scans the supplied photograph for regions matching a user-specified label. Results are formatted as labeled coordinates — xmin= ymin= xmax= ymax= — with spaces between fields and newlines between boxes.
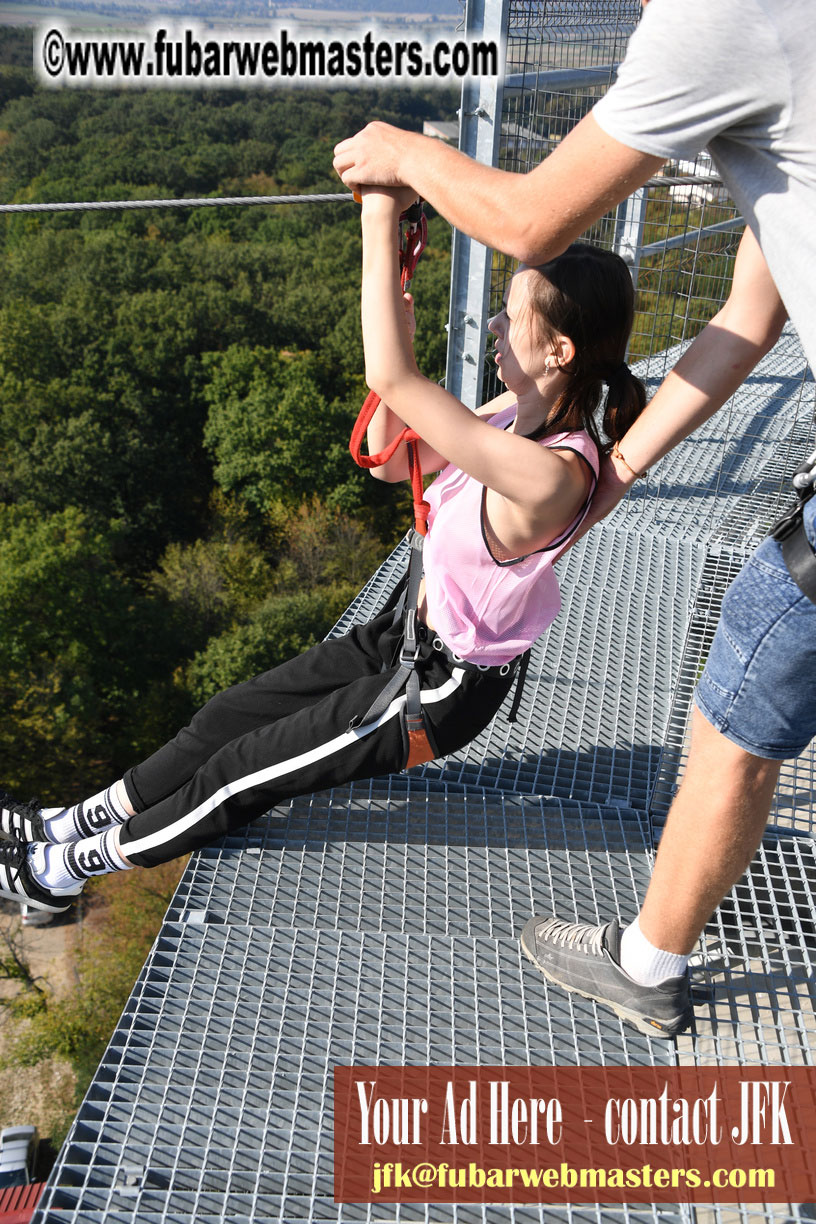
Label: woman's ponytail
xmin=602 ymin=361 xmax=647 ymax=449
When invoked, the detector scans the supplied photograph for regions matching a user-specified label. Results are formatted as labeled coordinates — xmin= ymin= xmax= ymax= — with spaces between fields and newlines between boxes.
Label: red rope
xmin=349 ymin=206 xmax=431 ymax=536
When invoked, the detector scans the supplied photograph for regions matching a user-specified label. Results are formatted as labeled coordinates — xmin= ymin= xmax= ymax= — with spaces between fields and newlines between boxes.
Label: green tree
xmin=151 ymin=534 xmax=273 ymax=645
xmin=203 ymin=344 xmax=362 ymax=514
xmin=0 ymin=72 xmax=457 ymax=792
xmin=184 ymin=583 xmax=356 ymax=705
xmin=0 ymin=504 xmax=181 ymax=795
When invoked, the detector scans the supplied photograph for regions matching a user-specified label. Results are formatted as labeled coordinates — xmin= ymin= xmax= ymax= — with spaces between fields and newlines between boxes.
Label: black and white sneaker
xmin=0 ymin=791 xmax=46 ymax=843
xmin=0 ymin=841 xmax=77 ymax=913
xmin=520 ymin=914 xmax=693 ymax=1038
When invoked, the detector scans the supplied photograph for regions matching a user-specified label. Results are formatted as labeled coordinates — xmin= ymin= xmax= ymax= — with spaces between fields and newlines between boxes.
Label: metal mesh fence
xmin=631 ymin=185 xmax=742 ymax=364
xmin=487 ymin=4 xmax=783 ymax=399
xmin=483 ymin=1 xmax=641 ymax=401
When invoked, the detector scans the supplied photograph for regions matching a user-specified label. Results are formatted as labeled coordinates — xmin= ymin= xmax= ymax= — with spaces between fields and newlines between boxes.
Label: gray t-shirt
xmin=593 ymin=0 xmax=816 ymax=372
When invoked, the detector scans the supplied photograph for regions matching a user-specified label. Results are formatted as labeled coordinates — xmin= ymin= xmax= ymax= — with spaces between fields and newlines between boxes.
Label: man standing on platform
xmin=333 ymin=0 xmax=816 ymax=1036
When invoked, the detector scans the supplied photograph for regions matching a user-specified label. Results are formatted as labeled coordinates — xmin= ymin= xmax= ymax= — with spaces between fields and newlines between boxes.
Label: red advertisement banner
xmin=334 ymin=1065 xmax=816 ymax=1204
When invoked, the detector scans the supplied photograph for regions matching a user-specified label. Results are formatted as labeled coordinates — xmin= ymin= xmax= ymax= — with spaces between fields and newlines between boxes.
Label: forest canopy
xmin=0 ymin=27 xmax=456 ymax=796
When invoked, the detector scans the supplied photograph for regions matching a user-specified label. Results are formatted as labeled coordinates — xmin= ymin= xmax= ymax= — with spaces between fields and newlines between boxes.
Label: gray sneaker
xmin=520 ymin=915 xmax=692 ymax=1038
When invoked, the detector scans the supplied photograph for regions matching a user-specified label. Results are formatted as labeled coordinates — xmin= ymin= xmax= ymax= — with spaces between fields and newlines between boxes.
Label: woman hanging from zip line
xmin=0 ymin=186 xmax=646 ymax=912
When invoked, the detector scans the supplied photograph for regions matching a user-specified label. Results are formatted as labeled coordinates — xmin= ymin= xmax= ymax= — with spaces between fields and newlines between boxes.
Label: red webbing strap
xmin=406 ymin=437 xmax=430 ymax=537
xmin=348 ymin=389 xmax=415 ymax=470
xmin=349 ymin=204 xmax=430 ymax=536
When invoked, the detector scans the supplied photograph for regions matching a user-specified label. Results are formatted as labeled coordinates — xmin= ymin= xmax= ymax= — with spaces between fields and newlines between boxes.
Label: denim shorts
xmin=695 ymin=496 xmax=816 ymax=760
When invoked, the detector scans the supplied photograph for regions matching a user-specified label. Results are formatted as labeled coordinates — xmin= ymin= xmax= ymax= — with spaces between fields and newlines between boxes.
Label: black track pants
xmin=120 ymin=609 xmax=515 ymax=867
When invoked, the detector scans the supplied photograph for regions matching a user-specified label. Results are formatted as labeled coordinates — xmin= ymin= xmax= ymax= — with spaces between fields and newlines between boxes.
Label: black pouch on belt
xmin=769 ymin=449 xmax=816 ymax=605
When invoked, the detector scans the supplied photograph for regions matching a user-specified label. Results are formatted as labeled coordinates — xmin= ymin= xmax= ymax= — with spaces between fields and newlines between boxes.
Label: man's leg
xmin=522 ymin=517 xmax=816 ymax=1037
xmin=519 ymin=715 xmax=782 ymax=1037
xmin=638 ymin=706 xmax=780 ymax=955
xmin=518 ymin=712 xmax=781 ymax=1038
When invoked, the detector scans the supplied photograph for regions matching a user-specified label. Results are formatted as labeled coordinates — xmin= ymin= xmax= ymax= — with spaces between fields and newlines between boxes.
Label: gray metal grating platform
xmin=606 ymin=326 xmax=815 ymax=546
xmin=29 ymin=16 xmax=816 ymax=1221
xmin=163 ymin=783 xmax=652 ymax=939
xmin=37 ymin=909 xmax=679 ymax=1224
xmin=32 ymin=334 xmax=816 ymax=1221
xmin=678 ymin=837 xmax=816 ymax=1068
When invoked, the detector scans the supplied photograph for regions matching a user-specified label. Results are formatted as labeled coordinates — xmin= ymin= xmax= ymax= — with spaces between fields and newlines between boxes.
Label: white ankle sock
xmin=620 ymin=916 xmax=688 ymax=986
xmin=28 ymin=844 xmax=84 ymax=894
xmin=29 ymin=827 xmax=130 ymax=893
xmin=43 ymin=783 xmax=130 ymax=843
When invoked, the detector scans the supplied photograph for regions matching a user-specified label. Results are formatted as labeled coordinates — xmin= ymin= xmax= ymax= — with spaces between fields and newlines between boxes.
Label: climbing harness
xmin=348 ymin=198 xmax=430 ymax=537
xmin=349 ymin=202 xmax=527 ymax=766
xmin=352 ymin=530 xmax=439 ymax=768
xmin=349 ymin=201 xmax=441 ymax=765
xmin=353 ymin=529 xmax=528 ymax=768
xmin=770 ymin=446 xmax=816 ymax=604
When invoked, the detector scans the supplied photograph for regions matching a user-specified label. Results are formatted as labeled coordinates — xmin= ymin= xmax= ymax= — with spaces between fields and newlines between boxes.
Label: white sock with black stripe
xmin=42 ymin=784 xmax=131 ymax=844
xmin=28 ymin=827 xmax=130 ymax=893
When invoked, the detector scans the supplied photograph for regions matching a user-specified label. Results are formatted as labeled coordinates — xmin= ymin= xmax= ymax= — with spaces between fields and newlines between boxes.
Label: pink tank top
xmin=423 ymin=404 xmax=599 ymax=665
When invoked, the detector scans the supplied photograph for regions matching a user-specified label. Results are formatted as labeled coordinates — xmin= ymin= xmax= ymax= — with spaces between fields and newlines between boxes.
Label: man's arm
xmin=578 ymin=228 xmax=788 ymax=534
xmin=333 ymin=113 xmax=665 ymax=265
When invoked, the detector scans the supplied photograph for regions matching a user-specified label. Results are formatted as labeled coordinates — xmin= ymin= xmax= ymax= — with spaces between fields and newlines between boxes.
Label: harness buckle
xmin=398 ymin=201 xmax=428 ymax=293
xmin=399 ymin=199 xmax=425 ymax=227
xmin=400 ymin=608 xmax=420 ymax=666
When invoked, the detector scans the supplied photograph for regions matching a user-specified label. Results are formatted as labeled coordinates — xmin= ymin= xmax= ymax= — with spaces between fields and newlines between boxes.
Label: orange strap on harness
xmin=349 ymin=201 xmax=438 ymax=768
xmin=348 ymin=201 xmax=430 ymax=536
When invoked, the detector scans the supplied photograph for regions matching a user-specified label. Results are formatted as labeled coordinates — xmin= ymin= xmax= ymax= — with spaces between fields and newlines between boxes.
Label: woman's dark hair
xmin=524 ymin=242 xmax=646 ymax=452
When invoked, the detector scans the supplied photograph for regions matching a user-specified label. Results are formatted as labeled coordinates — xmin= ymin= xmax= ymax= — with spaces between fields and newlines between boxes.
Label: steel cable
xmin=0 ymin=191 xmax=355 ymax=214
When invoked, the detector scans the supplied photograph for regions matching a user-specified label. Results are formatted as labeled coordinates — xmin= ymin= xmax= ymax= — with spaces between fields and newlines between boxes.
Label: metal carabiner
xmin=792 ymin=446 xmax=816 ymax=493
xmin=398 ymin=200 xmax=427 ymax=292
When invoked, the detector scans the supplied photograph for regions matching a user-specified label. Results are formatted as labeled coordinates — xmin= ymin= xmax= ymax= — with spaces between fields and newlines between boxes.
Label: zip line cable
xmin=0 ymin=191 xmax=355 ymax=214
xmin=0 ymin=174 xmax=726 ymax=215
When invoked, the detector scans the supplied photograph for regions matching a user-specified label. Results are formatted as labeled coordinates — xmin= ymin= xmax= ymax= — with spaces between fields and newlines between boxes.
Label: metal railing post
xmin=613 ymin=187 xmax=648 ymax=286
xmin=445 ymin=0 xmax=509 ymax=409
